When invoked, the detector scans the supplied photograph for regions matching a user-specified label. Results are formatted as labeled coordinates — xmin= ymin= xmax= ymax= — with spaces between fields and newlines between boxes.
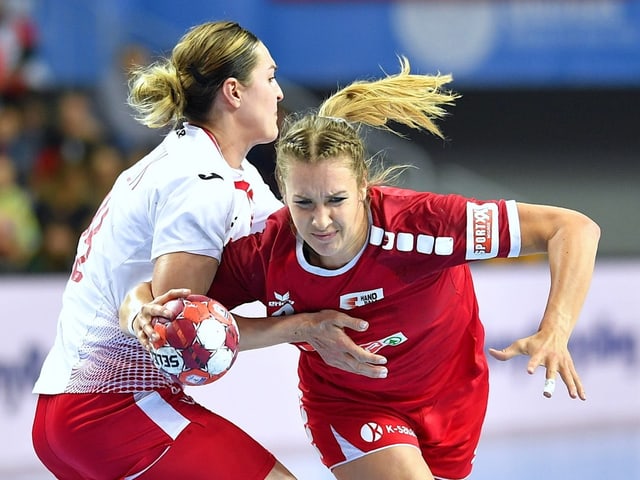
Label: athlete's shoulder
xmin=369 ymin=185 xmax=446 ymax=204
xmin=160 ymin=124 xmax=227 ymax=173
xmin=370 ymin=186 xmax=456 ymax=217
xmin=125 ymin=128 xmax=230 ymax=191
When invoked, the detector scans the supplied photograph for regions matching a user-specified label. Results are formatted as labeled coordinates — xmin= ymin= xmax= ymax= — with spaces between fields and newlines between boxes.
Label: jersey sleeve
xmin=151 ymin=172 xmax=232 ymax=262
xmin=207 ymin=231 xmax=268 ymax=310
xmin=417 ymin=193 xmax=521 ymax=263
xmin=373 ymin=188 xmax=521 ymax=269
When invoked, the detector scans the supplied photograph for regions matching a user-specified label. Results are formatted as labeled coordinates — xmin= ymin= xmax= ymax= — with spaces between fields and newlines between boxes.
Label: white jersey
xmin=33 ymin=123 xmax=282 ymax=394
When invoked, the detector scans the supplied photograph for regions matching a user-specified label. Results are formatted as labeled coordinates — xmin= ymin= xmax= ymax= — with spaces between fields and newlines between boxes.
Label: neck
xmin=192 ymin=122 xmax=247 ymax=169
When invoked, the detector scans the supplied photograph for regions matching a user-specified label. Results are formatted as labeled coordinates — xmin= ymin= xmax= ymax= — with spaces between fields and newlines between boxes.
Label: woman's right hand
xmin=119 ymin=283 xmax=191 ymax=350
xmin=139 ymin=288 xmax=192 ymax=349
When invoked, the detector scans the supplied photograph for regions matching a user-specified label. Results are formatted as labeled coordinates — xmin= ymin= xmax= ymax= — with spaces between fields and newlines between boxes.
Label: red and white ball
xmin=149 ymin=295 xmax=239 ymax=386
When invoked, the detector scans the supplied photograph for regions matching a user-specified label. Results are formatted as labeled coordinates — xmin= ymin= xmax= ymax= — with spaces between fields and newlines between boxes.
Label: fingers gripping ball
xmin=149 ymin=295 xmax=240 ymax=386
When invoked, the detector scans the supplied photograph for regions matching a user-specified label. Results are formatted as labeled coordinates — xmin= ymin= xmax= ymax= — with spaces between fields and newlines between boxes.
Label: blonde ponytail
xmin=318 ymin=56 xmax=458 ymax=139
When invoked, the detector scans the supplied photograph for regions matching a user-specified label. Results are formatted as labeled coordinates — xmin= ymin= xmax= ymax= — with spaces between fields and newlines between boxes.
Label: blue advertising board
xmin=34 ymin=0 xmax=640 ymax=88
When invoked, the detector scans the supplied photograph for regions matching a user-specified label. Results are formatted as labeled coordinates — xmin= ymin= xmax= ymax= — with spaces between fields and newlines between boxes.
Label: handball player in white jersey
xmin=31 ymin=21 xmax=384 ymax=480
xmin=128 ymin=59 xmax=600 ymax=480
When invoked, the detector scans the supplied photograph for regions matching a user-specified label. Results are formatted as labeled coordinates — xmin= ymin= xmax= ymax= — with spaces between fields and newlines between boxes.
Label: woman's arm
xmin=152 ymin=251 xmax=219 ymax=296
xmin=119 ymin=251 xmax=218 ymax=340
xmin=119 ymin=284 xmax=388 ymax=379
xmin=489 ymin=202 xmax=600 ymax=399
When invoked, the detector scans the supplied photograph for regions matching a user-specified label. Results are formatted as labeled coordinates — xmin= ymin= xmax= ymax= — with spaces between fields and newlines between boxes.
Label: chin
xmin=313 ymin=245 xmax=339 ymax=259
xmin=263 ymin=124 xmax=279 ymax=143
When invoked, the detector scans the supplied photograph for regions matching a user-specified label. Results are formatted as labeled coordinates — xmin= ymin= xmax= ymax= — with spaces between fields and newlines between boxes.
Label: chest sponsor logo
xmin=359 ymin=331 xmax=408 ymax=354
xmin=340 ymin=288 xmax=384 ymax=310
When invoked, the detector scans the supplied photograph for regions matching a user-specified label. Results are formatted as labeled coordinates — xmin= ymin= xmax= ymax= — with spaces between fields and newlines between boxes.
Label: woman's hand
xmin=126 ymin=286 xmax=191 ymax=350
xmin=489 ymin=327 xmax=586 ymax=400
xmin=301 ymin=310 xmax=389 ymax=379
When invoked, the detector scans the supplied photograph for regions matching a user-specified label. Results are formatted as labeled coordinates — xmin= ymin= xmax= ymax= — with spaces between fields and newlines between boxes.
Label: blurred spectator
xmin=0 ymin=152 xmax=40 ymax=271
xmin=28 ymin=89 xmax=106 ymax=271
xmin=30 ymin=161 xmax=94 ymax=273
xmin=97 ymin=42 xmax=164 ymax=157
xmin=0 ymin=0 xmax=49 ymax=101
xmin=86 ymin=143 xmax=125 ymax=205
xmin=0 ymin=95 xmax=48 ymax=186
xmin=0 ymin=101 xmax=24 ymax=171
xmin=15 ymin=92 xmax=50 ymax=184
xmin=27 ymin=220 xmax=78 ymax=273
xmin=30 ymin=89 xmax=106 ymax=191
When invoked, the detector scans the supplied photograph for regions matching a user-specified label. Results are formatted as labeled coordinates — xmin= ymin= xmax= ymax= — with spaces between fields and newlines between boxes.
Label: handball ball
xmin=149 ymin=295 xmax=240 ymax=386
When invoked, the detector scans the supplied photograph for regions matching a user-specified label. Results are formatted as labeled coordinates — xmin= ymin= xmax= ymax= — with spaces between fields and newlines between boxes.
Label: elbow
xmin=550 ymin=210 xmax=601 ymax=255
xmin=570 ymin=212 xmax=601 ymax=257
xmin=581 ymin=214 xmax=601 ymax=246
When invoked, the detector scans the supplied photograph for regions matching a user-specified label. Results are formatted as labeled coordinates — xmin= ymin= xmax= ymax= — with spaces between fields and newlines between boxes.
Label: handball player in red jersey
xmin=126 ymin=57 xmax=600 ymax=480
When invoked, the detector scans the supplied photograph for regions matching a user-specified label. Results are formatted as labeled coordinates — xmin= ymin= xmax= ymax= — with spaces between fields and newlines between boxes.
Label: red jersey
xmin=211 ymin=186 xmax=521 ymax=408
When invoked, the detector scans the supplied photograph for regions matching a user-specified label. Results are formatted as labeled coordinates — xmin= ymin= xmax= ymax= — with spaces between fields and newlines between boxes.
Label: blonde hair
xmin=127 ymin=21 xmax=260 ymax=129
xmin=275 ymin=56 xmax=459 ymax=195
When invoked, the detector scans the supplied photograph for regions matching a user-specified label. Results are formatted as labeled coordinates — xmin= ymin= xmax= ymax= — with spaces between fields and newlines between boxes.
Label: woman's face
xmin=284 ymin=157 xmax=368 ymax=269
xmin=236 ymin=42 xmax=284 ymax=146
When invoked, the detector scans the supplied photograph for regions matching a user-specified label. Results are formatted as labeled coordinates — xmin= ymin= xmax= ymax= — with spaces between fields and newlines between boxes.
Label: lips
xmin=311 ymin=231 xmax=337 ymax=243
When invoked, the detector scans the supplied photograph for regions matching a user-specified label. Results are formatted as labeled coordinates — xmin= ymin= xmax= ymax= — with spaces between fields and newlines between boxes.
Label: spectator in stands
xmin=86 ymin=143 xmax=126 ymax=205
xmin=0 ymin=0 xmax=49 ymax=100
xmin=31 ymin=161 xmax=94 ymax=272
xmin=0 ymin=152 xmax=40 ymax=270
xmin=27 ymin=89 xmax=107 ymax=272
xmin=30 ymin=89 xmax=106 ymax=189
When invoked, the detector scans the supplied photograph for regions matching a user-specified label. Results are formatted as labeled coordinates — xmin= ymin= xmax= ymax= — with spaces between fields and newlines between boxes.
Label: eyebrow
xmin=293 ymin=191 xmax=349 ymax=199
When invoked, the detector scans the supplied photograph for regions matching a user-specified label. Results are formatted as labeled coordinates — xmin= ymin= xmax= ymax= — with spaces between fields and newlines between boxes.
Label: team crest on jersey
xmin=268 ymin=291 xmax=295 ymax=316
xmin=339 ymin=288 xmax=384 ymax=310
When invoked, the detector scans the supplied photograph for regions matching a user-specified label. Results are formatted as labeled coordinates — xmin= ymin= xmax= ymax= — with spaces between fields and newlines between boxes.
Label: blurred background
xmin=0 ymin=0 xmax=638 ymax=478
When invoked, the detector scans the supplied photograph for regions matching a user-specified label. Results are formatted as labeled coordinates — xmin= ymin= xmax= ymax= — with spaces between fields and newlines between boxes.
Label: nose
xmin=275 ymin=81 xmax=284 ymax=102
xmin=311 ymin=205 xmax=331 ymax=230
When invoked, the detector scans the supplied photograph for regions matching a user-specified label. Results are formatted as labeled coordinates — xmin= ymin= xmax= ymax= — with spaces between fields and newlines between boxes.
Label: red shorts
xmin=32 ymin=387 xmax=276 ymax=480
xmin=300 ymin=372 xmax=488 ymax=480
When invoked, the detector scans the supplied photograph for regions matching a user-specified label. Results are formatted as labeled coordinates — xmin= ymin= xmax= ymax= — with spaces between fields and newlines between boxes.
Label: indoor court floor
xmin=11 ymin=426 xmax=639 ymax=479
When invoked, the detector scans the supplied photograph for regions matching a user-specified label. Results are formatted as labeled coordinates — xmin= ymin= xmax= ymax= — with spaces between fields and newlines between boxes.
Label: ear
xmin=219 ymin=77 xmax=242 ymax=108
xmin=359 ymin=183 xmax=368 ymax=202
